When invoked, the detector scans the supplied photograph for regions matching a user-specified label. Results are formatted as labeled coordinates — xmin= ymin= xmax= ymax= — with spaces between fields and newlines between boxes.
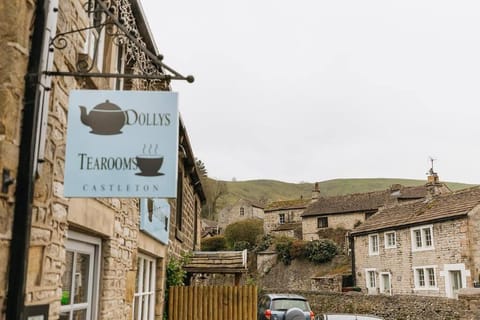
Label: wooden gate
xmin=168 ymin=285 xmax=257 ymax=320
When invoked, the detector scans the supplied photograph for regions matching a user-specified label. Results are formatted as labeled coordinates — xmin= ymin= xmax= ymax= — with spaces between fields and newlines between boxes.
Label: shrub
xmin=255 ymin=234 xmax=273 ymax=252
xmin=224 ymin=219 xmax=264 ymax=249
xmin=290 ymin=240 xmax=307 ymax=259
xmin=201 ymin=235 xmax=227 ymax=251
xmin=233 ymin=240 xmax=251 ymax=251
xmin=304 ymin=239 xmax=338 ymax=264
xmin=165 ymin=253 xmax=191 ymax=319
xmin=275 ymin=237 xmax=294 ymax=265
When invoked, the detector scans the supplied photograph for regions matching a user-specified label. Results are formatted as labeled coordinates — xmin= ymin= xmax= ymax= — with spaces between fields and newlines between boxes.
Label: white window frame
xmin=384 ymin=231 xmax=396 ymax=249
xmin=240 ymin=207 xmax=245 ymax=216
xmin=279 ymin=213 xmax=285 ymax=224
xmin=411 ymin=225 xmax=434 ymax=252
xmin=60 ymin=231 xmax=101 ymax=320
xmin=379 ymin=272 xmax=392 ymax=295
xmin=413 ymin=265 xmax=438 ymax=291
xmin=133 ymin=253 xmax=157 ymax=320
xmin=368 ymin=234 xmax=379 ymax=256
xmin=365 ymin=268 xmax=377 ymax=295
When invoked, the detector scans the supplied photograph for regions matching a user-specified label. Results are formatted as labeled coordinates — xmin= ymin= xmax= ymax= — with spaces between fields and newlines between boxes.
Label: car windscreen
xmin=271 ymin=298 xmax=309 ymax=311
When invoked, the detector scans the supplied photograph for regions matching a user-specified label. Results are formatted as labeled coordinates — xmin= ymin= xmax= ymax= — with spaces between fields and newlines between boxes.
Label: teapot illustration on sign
xmin=79 ymin=100 xmax=135 ymax=135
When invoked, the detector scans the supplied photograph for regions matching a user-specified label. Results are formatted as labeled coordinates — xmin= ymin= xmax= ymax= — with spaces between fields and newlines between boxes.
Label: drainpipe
xmin=350 ymin=234 xmax=356 ymax=287
xmin=6 ymin=1 xmax=46 ymax=319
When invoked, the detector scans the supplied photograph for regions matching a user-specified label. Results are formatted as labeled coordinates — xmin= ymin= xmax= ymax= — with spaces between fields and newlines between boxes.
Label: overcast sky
xmin=141 ymin=0 xmax=480 ymax=184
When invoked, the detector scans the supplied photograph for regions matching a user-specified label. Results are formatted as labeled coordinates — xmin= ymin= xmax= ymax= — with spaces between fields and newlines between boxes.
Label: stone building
xmin=217 ymin=198 xmax=264 ymax=233
xmin=301 ymin=177 xmax=449 ymax=241
xmin=263 ymin=198 xmax=310 ymax=238
xmin=0 ymin=1 xmax=203 ymax=319
xmin=350 ymin=186 xmax=480 ymax=298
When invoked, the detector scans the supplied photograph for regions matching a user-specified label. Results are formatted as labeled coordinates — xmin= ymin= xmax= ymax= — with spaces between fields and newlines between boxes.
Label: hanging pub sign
xmin=64 ymin=90 xmax=178 ymax=198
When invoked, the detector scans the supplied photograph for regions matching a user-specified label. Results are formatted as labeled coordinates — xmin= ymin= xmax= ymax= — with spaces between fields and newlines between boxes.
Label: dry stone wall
xmin=280 ymin=289 xmax=478 ymax=320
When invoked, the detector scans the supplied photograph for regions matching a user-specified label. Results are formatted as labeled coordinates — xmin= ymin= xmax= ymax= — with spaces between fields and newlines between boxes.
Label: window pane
xmin=59 ymin=311 xmax=70 ymax=320
xmin=427 ymin=268 xmax=435 ymax=286
xmin=73 ymin=308 xmax=87 ymax=320
xmin=387 ymin=233 xmax=395 ymax=246
xmin=370 ymin=235 xmax=378 ymax=252
xmin=414 ymin=230 xmax=422 ymax=248
xmin=417 ymin=269 xmax=425 ymax=286
xmin=74 ymin=253 xmax=90 ymax=304
xmin=61 ymin=251 xmax=74 ymax=305
xmin=424 ymin=228 xmax=432 ymax=246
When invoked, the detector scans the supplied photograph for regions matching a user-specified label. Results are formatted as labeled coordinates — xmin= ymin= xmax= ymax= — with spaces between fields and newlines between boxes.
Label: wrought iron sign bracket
xmin=40 ymin=0 xmax=194 ymax=83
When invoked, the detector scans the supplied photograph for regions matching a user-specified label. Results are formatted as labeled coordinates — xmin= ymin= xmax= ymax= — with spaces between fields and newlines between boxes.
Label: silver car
xmin=258 ymin=294 xmax=314 ymax=320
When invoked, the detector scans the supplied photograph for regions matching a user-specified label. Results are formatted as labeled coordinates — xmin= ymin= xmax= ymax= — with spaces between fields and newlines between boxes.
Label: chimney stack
xmin=311 ymin=182 xmax=320 ymax=202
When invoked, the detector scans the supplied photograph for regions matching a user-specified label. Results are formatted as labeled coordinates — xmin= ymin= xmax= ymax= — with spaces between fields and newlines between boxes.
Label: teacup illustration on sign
xmin=79 ymin=100 xmax=135 ymax=135
xmin=135 ymin=144 xmax=164 ymax=176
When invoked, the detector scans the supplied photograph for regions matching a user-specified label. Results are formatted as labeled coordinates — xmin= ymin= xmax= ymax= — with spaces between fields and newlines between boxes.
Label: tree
xmin=202 ymin=178 xmax=228 ymax=219
xmin=224 ymin=219 xmax=264 ymax=250
xmin=195 ymin=158 xmax=208 ymax=177
xmin=194 ymin=158 xmax=228 ymax=219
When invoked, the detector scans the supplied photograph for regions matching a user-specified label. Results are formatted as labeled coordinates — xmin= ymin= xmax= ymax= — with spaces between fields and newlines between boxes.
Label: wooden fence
xmin=168 ymin=285 xmax=258 ymax=320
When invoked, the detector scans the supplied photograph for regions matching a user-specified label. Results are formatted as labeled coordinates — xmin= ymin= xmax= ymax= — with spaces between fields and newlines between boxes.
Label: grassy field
xmin=215 ymin=178 xmax=474 ymax=211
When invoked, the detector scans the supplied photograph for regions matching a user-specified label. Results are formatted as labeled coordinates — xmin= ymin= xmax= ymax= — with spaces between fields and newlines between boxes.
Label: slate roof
xmin=184 ymin=250 xmax=248 ymax=274
xmin=351 ymin=186 xmax=480 ymax=236
xmin=264 ymin=199 xmax=310 ymax=212
xmin=301 ymin=185 xmax=432 ymax=217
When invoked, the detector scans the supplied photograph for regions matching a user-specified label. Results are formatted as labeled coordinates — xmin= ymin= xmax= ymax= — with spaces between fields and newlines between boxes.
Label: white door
xmin=449 ymin=270 xmax=462 ymax=298
xmin=380 ymin=273 xmax=391 ymax=295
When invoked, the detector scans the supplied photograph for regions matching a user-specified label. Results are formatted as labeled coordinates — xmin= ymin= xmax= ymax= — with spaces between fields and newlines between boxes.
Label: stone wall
xmin=277 ymin=289 xmax=480 ymax=320
xmin=311 ymin=275 xmax=343 ymax=292
xmin=264 ymin=208 xmax=304 ymax=234
xmin=167 ymin=163 xmax=203 ymax=259
xmin=467 ymin=206 xmax=480 ymax=284
xmin=302 ymin=212 xmax=365 ymax=241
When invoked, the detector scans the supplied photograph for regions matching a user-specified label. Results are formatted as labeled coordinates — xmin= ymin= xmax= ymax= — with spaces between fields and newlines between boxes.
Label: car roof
xmin=322 ymin=314 xmax=384 ymax=320
xmin=263 ymin=293 xmax=308 ymax=300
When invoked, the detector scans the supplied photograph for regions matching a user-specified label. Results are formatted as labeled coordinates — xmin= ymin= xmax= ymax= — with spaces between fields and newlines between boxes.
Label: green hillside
xmin=214 ymin=178 xmax=474 ymax=213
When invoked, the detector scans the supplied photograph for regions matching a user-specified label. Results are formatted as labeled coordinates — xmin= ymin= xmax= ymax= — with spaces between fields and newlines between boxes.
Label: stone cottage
xmin=0 ymin=1 xmax=203 ymax=319
xmin=217 ymin=198 xmax=264 ymax=233
xmin=350 ymin=185 xmax=480 ymax=298
xmin=301 ymin=176 xmax=450 ymax=241
xmin=263 ymin=198 xmax=311 ymax=238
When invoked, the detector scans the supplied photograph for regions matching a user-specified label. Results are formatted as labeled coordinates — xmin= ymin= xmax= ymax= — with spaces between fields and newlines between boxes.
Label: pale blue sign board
xmin=64 ymin=90 xmax=179 ymax=198
xmin=139 ymin=198 xmax=170 ymax=244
